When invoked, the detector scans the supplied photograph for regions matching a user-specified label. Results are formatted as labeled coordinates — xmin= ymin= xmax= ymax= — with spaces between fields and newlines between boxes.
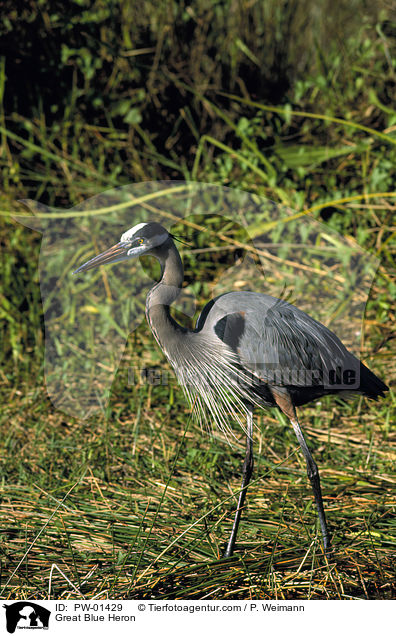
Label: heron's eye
xmin=138 ymin=238 xmax=144 ymax=245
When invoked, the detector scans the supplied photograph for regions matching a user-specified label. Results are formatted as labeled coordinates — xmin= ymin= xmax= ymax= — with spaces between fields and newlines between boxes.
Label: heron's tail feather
xmin=359 ymin=361 xmax=388 ymax=399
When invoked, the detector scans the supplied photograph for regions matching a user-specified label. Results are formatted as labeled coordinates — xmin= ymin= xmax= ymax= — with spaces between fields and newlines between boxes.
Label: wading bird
xmin=74 ymin=222 xmax=388 ymax=557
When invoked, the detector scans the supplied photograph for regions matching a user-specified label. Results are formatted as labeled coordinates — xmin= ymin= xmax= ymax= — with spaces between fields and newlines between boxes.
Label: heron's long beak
xmin=73 ymin=242 xmax=145 ymax=274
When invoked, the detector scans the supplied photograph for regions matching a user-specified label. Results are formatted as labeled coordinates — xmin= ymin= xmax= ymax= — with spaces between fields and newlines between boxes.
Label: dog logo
xmin=3 ymin=602 xmax=50 ymax=633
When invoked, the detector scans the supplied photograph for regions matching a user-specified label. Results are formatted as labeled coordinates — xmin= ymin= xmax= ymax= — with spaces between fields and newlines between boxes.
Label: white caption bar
xmin=1 ymin=600 xmax=393 ymax=635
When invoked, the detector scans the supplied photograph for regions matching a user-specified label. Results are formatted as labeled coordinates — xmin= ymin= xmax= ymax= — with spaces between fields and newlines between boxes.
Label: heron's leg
xmin=290 ymin=417 xmax=330 ymax=551
xmin=271 ymin=389 xmax=331 ymax=553
xmin=223 ymin=407 xmax=254 ymax=558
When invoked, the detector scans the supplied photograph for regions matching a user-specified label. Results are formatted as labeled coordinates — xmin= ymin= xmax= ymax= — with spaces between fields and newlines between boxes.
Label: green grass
xmin=0 ymin=202 xmax=394 ymax=599
xmin=0 ymin=357 xmax=395 ymax=599
xmin=0 ymin=0 xmax=395 ymax=600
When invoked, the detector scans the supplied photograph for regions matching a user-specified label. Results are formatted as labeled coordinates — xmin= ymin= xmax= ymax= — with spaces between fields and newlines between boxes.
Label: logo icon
xmin=3 ymin=602 xmax=51 ymax=633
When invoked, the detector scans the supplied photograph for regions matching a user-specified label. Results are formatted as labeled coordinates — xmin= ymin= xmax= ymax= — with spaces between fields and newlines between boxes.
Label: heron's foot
xmin=222 ymin=541 xmax=235 ymax=559
xmin=323 ymin=536 xmax=333 ymax=557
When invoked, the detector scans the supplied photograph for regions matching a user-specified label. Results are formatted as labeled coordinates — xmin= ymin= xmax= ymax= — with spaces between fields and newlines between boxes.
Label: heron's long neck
xmin=145 ymin=240 xmax=186 ymax=349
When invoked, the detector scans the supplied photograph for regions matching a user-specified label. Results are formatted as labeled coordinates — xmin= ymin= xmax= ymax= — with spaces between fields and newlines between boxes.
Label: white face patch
xmin=121 ymin=222 xmax=147 ymax=243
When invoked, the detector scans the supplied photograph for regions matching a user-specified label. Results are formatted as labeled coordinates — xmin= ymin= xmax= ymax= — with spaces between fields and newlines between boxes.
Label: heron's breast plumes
xmin=164 ymin=332 xmax=261 ymax=438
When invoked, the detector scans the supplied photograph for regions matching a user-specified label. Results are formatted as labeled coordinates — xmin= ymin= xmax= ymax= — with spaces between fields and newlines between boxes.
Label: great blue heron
xmin=74 ymin=221 xmax=388 ymax=557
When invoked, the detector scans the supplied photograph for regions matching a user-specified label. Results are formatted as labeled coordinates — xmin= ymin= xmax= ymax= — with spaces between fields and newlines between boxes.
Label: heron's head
xmin=73 ymin=222 xmax=170 ymax=274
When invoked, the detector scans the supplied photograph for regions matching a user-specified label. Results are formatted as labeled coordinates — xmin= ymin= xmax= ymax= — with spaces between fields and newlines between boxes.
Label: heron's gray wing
xmin=242 ymin=301 xmax=357 ymax=387
xmin=201 ymin=292 xmax=359 ymax=389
